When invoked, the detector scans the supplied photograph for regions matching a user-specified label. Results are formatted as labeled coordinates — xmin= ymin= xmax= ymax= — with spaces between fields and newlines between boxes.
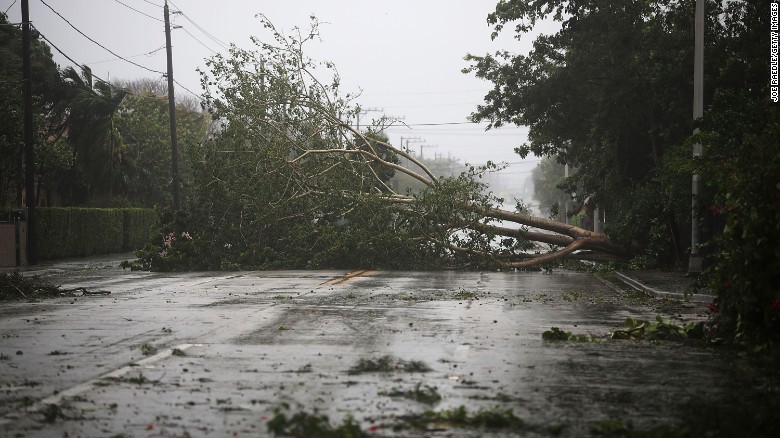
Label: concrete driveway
xmin=0 ymin=259 xmax=763 ymax=436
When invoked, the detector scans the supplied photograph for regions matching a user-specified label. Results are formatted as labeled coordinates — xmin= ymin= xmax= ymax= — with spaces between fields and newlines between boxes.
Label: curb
xmin=614 ymin=271 xmax=714 ymax=304
xmin=0 ymin=253 xmax=135 ymax=276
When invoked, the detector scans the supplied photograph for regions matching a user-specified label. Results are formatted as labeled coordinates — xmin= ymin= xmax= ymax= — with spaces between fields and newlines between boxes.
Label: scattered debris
xmin=135 ymin=344 xmax=157 ymax=356
xmin=0 ymin=272 xmax=110 ymax=301
xmin=380 ymin=382 xmax=442 ymax=405
xmin=347 ymin=355 xmax=431 ymax=375
xmin=267 ymin=403 xmax=367 ymax=437
xmin=610 ymin=317 xmax=706 ymax=341
xmin=396 ymin=405 xmax=525 ymax=431
xmin=542 ymin=327 xmax=591 ymax=342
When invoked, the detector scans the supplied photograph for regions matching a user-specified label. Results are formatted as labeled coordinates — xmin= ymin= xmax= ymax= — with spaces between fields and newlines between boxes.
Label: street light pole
xmin=688 ymin=0 xmax=704 ymax=274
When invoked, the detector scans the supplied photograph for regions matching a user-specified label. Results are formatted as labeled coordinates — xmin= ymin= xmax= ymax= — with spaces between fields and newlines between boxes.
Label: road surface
xmin=0 ymin=262 xmax=759 ymax=436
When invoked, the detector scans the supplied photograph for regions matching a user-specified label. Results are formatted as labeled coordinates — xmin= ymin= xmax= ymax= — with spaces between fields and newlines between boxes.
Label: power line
xmin=382 ymin=102 xmax=483 ymax=109
xmin=5 ymin=0 xmax=17 ymax=14
xmin=168 ymin=0 xmax=230 ymax=50
xmin=37 ymin=30 xmax=85 ymax=73
xmin=387 ymin=121 xmax=495 ymax=127
xmin=39 ymin=29 xmax=168 ymax=102
xmin=407 ymin=121 xmax=479 ymax=126
xmin=39 ymin=0 xmax=165 ymax=75
xmin=180 ymin=26 xmax=218 ymax=54
xmin=112 ymin=0 xmax=163 ymax=22
xmin=173 ymin=78 xmax=202 ymax=101
xmin=364 ymin=89 xmax=487 ymax=97
xmin=140 ymin=0 xmax=162 ymax=7
xmin=88 ymin=44 xmax=166 ymax=65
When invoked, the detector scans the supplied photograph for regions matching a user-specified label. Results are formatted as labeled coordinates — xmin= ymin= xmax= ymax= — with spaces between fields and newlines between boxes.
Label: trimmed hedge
xmin=36 ymin=208 xmax=156 ymax=260
xmin=122 ymin=208 xmax=157 ymax=251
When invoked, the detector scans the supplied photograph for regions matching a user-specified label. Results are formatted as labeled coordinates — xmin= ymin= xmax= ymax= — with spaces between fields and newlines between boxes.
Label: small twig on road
xmin=10 ymin=283 xmax=29 ymax=300
xmin=59 ymin=287 xmax=111 ymax=296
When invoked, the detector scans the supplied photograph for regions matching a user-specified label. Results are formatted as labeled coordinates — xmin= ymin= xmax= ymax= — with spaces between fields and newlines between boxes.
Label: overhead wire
xmin=37 ymin=30 xmax=86 ymax=74
xmin=37 ymin=0 xmax=205 ymax=102
xmin=112 ymin=0 xmax=163 ymax=22
xmin=173 ymin=78 xmax=203 ymax=101
xmin=39 ymin=0 xmax=165 ymax=75
xmin=168 ymin=0 xmax=230 ymax=50
xmin=364 ymin=89 xmax=487 ymax=97
xmin=88 ymin=44 xmax=166 ymax=65
xmin=180 ymin=26 xmax=218 ymax=54
xmin=5 ymin=0 xmax=17 ymax=14
xmin=38 ymin=28 xmax=199 ymax=104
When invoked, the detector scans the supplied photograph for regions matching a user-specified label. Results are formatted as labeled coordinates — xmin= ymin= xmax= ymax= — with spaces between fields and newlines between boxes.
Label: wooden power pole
xmin=21 ymin=0 xmax=36 ymax=265
xmin=164 ymin=0 xmax=181 ymax=210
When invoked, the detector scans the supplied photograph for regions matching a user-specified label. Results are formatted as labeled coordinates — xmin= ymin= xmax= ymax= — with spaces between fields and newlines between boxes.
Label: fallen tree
xmin=288 ymin=114 xmax=630 ymax=268
xmin=132 ymin=16 xmax=631 ymax=271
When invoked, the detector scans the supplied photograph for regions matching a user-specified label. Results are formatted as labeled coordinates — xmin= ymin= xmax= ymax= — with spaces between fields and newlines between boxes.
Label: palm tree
xmin=57 ymin=67 xmax=127 ymax=200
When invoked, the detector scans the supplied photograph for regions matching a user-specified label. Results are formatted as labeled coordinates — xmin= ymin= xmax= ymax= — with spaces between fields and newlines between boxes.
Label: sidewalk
xmin=614 ymin=269 xmax=714 ymax=303
xmin=0 ymin=253 xmax=135 ymax=276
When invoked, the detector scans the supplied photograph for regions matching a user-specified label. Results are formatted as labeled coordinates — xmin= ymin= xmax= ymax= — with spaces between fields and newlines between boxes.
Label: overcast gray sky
xmin=6 ymin=0 xmax=556 ymax=192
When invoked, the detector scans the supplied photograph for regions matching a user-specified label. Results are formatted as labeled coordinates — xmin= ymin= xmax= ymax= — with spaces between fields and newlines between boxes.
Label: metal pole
xmin=594 ymin=206 xmax=603 ymax=233
xmin=689 ymin=0 xmax=704 ymax=274
xmin=164 ymin=0 xmax=181 ymax=210
xmin=22 ymin=0 xmax=36 ymax=265
xmin=563 ymin=163 xmax=569 ymax=224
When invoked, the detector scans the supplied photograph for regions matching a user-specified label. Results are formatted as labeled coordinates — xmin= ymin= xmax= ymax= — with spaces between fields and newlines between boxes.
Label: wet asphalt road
xmin=0 ymin=261 xmax=741 ymax=436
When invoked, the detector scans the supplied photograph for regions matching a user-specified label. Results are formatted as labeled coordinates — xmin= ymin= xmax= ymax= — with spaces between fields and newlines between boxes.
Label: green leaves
xmin=542 ymin=327 xmax=590 ymax=342
xmin=541 ymin=317 xmax=707 ymax=343
xmin=610 ymin=316 xmax=706 ymax=341
xmin=467 ymin=0 xmax=730 ymax=265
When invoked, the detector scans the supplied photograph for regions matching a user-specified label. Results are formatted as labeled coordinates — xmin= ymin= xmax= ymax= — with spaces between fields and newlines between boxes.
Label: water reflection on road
xmin=0 ymin=267 xmax=773 ymax=436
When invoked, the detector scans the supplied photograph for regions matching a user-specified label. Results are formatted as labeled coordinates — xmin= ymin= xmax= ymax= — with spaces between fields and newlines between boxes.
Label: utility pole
xmin=355 ymin=107 xmax=382 ymax=131
xmin=164 ymin=0 xmax=181 ymax=210
xmin=689 ymin=0 xmax=704 ymax=274
xmin=419 ymin=144 xmax=437 ymax=159
xmin=402 ymin=137 xmax=424 ymax=154
xmin=21 ymin=0 xmax=36 ymax=265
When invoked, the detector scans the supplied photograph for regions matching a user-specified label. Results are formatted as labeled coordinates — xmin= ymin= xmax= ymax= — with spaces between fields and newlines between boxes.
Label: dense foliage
xmin=467 ymin=0 xmax=778 ymax=345
xmin=0 ymin=13 xmax=209 ymax=209
xmin=0 ymin=12 xmax=61 ymax=206
xmin=464 ymin=0 xmax=721 ymax=265
xmin=700 ymin=102 xmax=780 ymax=347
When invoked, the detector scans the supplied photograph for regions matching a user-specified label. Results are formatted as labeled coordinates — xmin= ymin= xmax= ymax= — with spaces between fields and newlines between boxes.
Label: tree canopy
xmin=0 ymin=12 xmax=210 ymax=209
xmin=0 ymin=12 xmax=61 ymax=206
xmin=463 ymin=0 xmax=719 ymax=264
